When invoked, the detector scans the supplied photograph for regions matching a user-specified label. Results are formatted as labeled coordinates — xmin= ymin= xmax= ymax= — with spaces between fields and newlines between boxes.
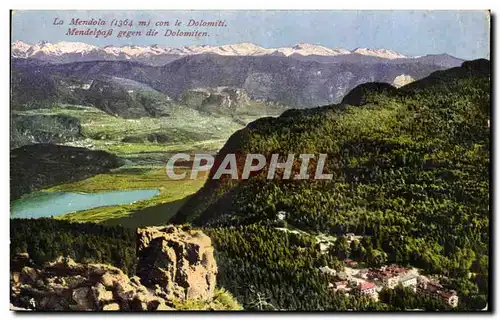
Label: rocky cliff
xmin=10 ymin=226 xmax=229 ymax=311
xmin=136 ymin=226 xmax=217 ymax=302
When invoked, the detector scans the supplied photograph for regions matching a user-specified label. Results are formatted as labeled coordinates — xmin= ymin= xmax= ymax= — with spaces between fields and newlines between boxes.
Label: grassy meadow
xmin=13 ymin=104 xmax=241 ymax=154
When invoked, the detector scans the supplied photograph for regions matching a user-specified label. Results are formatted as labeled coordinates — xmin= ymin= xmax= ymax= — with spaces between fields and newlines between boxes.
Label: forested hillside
xmin=172 ymin=59 xmax=490 ymax=307
xmin=10 ymin=144 xmax=123 ymax=200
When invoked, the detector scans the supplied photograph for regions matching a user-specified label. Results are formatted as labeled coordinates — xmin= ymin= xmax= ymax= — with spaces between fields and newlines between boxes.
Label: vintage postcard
xmin=10 ymin=10 xmax=490 ymax=312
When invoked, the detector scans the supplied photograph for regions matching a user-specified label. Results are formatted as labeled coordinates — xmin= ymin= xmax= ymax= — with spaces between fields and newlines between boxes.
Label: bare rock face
xmin=10 ymin=255 xmax=171 ymax=311
xmin=11 ymin=252 xmax=34 ymax=271
xmin=136 ymin=226 xmax=217 ymax=301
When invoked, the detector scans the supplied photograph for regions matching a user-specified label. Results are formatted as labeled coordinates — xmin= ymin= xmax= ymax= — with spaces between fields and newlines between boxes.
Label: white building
xmin=357 ymin=282 xmax=377 ymax=298
xmin=276 ymin=211 xmax=286 ymax=221
xmin=400 ymin=274 xmax=418 ymax=288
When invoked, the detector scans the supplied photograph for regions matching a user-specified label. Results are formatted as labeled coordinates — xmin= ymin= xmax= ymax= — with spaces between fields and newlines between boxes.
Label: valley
xmin=10 ymin=67 xmax=287 ymax=224
xmin=10 ymin=102 xmax=233 ymax=226
xmin=12 ymin=104 xmax=244 ymax=153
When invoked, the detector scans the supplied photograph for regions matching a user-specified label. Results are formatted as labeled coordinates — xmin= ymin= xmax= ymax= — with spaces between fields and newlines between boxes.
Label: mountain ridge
xmin=12 ymin=41 xmax=462 ymax=67
xmin=11 ymin=53 xmax=451 ymax=108
xmin=12 ymin=40 xmax=409 ymax=59
xmin=171 ymin=58 xmax=490 ymax=227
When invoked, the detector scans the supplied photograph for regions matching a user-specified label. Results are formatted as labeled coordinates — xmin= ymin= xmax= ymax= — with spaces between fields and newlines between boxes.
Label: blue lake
xmin=10 ymin=189 xmax=160 ymax=219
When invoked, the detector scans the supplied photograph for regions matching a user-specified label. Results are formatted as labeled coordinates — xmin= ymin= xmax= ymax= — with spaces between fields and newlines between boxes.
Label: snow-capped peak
xmin=11 ymin=40 xmax=31 ymax=53
xmin=280 ymin=42 xmax=351 ymax=56
xmin=352 ymin=48 xmax=407 ymax=59
xmin=12 ymin=40 xmax=30 ymax=49
xmin=218 ymin=42 xmax=270 ymax=55
xmin=176 ymin=43 xmax=272 ymax=56
xmin=11 ymin=41 xmax=411 ymax=61
xmin=29 ymin=41 xmax=98 ymax=55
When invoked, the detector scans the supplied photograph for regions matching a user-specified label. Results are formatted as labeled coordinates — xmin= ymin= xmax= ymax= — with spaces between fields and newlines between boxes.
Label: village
xmin=317 ymin=233 xmax=459 ymax=308
xmin=275 ymin=213 xmax=460 ymax=309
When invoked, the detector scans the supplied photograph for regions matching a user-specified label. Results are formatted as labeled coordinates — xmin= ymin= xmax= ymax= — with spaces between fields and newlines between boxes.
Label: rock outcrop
xmin=10 ymin=226 xmax=219 ymax=311
xmin=392 ymin=74 xmax=415 ymax=88
xmin=10 ymin=255 xmax=173 ymax=311
xmin=136 ymin=225 xmax=217 ymax=301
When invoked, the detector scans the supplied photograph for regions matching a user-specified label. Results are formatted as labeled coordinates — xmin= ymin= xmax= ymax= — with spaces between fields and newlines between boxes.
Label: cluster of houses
xmin=416 ymin=276 xmax=459 ymax=308
xmin=320 ymin=261 xmax=458 ymax=308
xmin=366 ymin=265 xmax=418 ymax=289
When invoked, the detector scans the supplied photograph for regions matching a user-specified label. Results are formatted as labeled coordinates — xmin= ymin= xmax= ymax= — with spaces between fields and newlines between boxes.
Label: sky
xmin=11 ymin=10 xmax=490 ymax=60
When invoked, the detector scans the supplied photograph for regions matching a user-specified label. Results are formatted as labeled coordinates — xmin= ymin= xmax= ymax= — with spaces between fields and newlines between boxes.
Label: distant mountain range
xmin=10 ymin=56 xmax=448 ymax=109
xmin=11 ymin=41 xmax=468 ymax=110
xmin=11 ymin=41 xmax=463 ymax=68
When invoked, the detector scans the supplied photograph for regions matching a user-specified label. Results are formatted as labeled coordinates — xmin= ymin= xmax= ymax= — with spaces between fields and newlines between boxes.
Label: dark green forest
xmin=172 ymin=59 xmax=491 ymax=309
xmin=10 ymin=219 xmax=136 ymax=275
